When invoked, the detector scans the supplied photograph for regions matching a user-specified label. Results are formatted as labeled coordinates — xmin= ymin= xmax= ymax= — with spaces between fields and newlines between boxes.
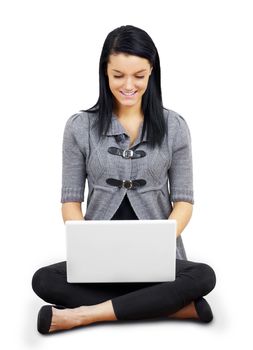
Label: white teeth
xmin=121 ymin=91 xmax=136 ymax=96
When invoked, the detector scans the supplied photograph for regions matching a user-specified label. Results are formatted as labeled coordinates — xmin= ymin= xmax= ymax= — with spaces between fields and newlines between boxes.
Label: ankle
xmin=82 ymin=301 xmax=117 ymax=323
xmin=170 ymin=302 xmax=199 ymax=319
xmin=75 ymin=305 xmax=97 ymax=325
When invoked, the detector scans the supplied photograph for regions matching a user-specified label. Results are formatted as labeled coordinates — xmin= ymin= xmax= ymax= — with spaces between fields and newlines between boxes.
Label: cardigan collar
xmin=103 ymin=112 xmax=149 ymax=144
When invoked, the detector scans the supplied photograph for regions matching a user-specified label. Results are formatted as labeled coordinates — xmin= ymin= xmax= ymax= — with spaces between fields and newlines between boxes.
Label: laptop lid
xmin=65 ymin=219 xmax=177 ymax=283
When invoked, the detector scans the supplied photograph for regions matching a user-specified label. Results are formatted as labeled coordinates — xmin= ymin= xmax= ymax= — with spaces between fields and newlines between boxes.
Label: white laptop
xmin=65 ymin=219 xmax=177 ymax=283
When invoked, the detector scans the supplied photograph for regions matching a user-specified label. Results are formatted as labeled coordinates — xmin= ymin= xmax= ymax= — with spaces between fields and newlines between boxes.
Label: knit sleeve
xmin=60 ymin=113 xmax=88 ymax=203
xmin=168 ymin=114 xmax=194 ymax=204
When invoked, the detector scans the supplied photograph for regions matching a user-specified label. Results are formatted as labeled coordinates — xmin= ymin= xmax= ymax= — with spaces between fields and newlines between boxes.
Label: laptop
xmin=65 ymin=219 xmax=177 ymax=283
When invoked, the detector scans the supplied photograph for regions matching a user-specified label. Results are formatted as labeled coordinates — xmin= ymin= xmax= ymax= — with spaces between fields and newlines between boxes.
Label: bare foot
xmin=49 ymin=306 xmax=95 ymax=333
xmin=169 ymin=301 xmax=199 ymax=320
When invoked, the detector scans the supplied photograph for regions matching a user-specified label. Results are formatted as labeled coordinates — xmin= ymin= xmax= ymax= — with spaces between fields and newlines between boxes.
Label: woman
xmin=31 ymin=25 xmax=216 ymax=334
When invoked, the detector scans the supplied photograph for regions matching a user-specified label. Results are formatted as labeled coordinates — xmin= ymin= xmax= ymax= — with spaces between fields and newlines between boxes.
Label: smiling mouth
xmin=120 ymin=90 xmax=138 ymax=96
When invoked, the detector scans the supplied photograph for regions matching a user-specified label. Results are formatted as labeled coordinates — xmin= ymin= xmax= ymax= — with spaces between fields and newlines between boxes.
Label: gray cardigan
xmin=61 ymin=108 xmax=194 ymax=260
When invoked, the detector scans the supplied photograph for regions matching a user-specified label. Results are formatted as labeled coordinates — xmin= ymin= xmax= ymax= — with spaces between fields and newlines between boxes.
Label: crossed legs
xmin=32 ymin=258 xmax=216 ymax=332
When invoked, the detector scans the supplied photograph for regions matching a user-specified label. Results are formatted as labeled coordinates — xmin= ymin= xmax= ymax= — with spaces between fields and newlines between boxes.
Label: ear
xmin=150 ymin=66 xmax=153 ymax=75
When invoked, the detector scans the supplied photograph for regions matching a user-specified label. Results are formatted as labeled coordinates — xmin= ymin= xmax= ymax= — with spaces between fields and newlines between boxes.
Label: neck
xmin=113 ymin=102 xmax=143 ymax=121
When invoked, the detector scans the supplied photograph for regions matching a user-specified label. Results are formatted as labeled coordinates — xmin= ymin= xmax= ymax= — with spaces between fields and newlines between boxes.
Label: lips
xmin=120 ymin=90 xmax=137 ymax=96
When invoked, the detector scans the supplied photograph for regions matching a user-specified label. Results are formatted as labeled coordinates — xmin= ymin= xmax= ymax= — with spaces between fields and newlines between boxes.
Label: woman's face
xmin=106 ymin=53 xmax=153 ymax=109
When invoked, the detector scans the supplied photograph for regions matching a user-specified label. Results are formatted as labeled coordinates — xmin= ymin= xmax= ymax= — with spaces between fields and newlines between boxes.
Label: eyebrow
xmin=112 ymin=69 xmax=147 ymax=74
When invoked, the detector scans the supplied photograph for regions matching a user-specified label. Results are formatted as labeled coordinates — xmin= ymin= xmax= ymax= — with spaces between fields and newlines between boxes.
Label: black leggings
xmin=31 ymin=258 xmax=216 ymax=320
xmin=31 ymin=196 xmax=216 ymax=320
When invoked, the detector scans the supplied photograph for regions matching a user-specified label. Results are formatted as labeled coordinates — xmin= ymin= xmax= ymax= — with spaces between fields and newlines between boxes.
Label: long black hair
xmin=81 ymin=25 xmax=168 ymax=149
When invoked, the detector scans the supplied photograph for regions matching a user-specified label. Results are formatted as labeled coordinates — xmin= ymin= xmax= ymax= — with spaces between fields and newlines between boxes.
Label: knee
xmin=197 ymin=263 xmax=216 ymax=295
xmin=31 ymin=267 xmax=50 ymax=299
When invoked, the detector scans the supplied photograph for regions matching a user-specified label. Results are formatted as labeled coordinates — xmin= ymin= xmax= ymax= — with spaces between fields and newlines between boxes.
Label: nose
xmin=123 ymin=77 xmax=136 ymax=91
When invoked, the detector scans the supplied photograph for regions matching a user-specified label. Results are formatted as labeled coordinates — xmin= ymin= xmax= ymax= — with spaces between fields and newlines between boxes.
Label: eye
xmin=113 ymin=76 xmax=145 ymax=79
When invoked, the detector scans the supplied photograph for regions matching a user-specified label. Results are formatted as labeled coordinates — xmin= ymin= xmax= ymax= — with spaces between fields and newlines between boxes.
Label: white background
xmin=1 ymin=0 xmax=252 ymax=348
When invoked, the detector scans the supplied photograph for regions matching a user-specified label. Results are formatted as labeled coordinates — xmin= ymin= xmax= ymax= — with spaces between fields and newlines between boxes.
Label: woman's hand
xmin=61 ymin=202 xmax=85 ymax=223
xmin=168 ymin=202 xmax=193 ymax=237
